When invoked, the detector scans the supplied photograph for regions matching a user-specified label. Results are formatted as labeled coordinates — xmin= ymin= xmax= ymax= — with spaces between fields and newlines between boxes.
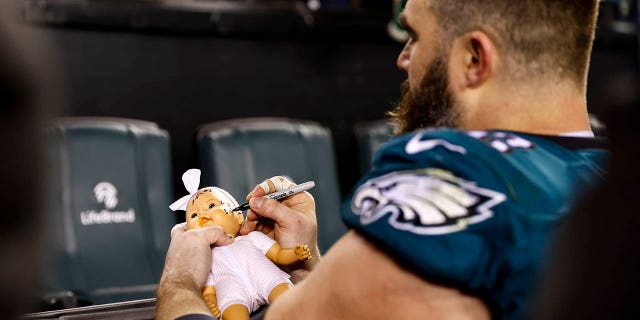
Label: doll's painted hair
xmin=190 ymin=187 xmax=240 ymax=210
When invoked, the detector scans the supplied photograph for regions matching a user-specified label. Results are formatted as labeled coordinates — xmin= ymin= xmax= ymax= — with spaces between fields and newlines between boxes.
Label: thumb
xmin=170 ymin=222 xmax=187 ymax=238
xmin=193 ymin=225 xmax=234 ymax=246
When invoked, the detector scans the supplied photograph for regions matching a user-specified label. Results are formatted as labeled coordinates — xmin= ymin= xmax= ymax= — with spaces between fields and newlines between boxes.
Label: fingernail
xmin=249 ymin=197 xmax=263 ymax=209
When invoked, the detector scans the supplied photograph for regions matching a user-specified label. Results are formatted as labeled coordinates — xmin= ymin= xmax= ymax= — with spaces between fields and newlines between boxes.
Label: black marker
xmin=233 ymin=181 xmax=315 ymax=212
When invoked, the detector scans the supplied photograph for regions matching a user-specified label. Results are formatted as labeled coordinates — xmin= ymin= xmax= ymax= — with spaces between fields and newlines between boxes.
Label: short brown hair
xmin=426 ymin=0 xmax=599 ymax=83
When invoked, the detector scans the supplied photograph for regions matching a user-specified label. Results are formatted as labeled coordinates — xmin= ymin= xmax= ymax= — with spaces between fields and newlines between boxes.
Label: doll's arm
xmin=201 ymin=285 xmax=220 ymax=318
xmin=265 ymin=243 xmax=312 ymax=265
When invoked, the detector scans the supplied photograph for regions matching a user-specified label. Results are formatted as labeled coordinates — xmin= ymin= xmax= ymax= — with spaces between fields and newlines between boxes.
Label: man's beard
xmin=389 ymin=56 xmax=461 ymax=135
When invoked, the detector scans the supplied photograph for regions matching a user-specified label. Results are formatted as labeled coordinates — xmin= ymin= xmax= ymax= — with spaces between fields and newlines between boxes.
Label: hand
xmin=163 ymin=224 xmax=233 ymax=289
xmin=156 ymin=224 xmax=233 ymax=320
xmin=239 ymin=176 xmax=321 ymax=279
xmin=294 ymin=244 xmax=312 ymax=261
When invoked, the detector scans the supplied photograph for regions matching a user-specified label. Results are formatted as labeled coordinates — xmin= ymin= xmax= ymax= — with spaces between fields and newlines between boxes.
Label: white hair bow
xmin=169 ymin=168 xmax=201 ymax=211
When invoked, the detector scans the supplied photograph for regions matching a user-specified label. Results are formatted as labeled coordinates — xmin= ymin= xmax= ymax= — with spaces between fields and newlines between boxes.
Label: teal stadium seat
xmin=354 ymin=119 xmax=395 ymax=174
xmin=197 ymin=118 xmax=346 ymax=253
xmin=42 ymin=117 xmax=176 ymax=308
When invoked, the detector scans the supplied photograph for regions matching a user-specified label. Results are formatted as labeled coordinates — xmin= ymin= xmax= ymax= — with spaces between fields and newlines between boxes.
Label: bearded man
xmin=157 ymin=1 xmax=607 ymax=319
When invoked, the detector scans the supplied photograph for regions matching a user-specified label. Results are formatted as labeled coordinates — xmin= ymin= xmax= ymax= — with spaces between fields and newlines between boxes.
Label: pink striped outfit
xmin=206 ymin=231 xmax=292 ymax=316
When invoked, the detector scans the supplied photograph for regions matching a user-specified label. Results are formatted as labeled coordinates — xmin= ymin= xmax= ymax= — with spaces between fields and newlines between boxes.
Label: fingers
xmin=260 ymin=176 xmax=295 ymax=194
xmin=248 ymin=197 xmax=288 ymax=223
xmin=295 ymin=244 xmax=312 ymax=260
xmin=247 ymin=176 xmax=296 ymax=200
xmin=184 ymin=225 xmax=234 ymax=247
xmin=162 ymin=226 xmax=224 ymax=290
xmin=170 ymin=222 xmax=187 ymax=238
xmin=247 ymin=184 xmax=265 ymax=200
xmin=203 ymin=296 xmax=220 ymax=318
xmin=246 ymin=210 xmax=258 ymax=221
xmin=239 ymin=219 xmax=257 ymax=234
xmin=205 ymin=301 xmax=220 ymax=318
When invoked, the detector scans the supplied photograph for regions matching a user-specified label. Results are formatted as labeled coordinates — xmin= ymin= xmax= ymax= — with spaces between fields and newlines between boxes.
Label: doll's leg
xmin=221 ymin=304 xmax=249 ymax=320
xmin=267 ymin=282 xmax=293 ymax=303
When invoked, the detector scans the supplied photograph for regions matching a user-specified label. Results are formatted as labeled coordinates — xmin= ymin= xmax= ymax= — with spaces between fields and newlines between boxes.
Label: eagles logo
xmin=351 ymin=169 xmax=506 ymax=235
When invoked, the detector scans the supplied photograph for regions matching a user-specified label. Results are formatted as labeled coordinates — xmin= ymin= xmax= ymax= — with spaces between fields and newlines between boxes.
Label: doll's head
xmin=185 ymin=187 xmax=244 ymax=237
xmin=169 ymin=169 xmax=244 ymax=237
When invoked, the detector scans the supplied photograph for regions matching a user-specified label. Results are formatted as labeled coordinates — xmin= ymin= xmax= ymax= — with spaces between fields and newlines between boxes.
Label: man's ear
xmin=456 ymin=31 xmax=495 ymax=88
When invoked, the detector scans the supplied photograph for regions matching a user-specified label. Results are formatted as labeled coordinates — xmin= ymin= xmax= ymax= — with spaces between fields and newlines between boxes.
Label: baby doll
xmin=169 ymin=169 xmax=311 ymax=320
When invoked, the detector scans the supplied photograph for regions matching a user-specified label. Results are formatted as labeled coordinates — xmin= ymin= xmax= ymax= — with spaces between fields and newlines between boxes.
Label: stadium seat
xmin=197 ymin=118 xmax=345 ymax=253
xmin=42 ymin=117 xmax=176 ymax=308
xmin=354 ymin=119 xmax=395 ymax=174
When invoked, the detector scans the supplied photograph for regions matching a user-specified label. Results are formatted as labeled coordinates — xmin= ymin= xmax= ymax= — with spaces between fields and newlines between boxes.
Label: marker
xmin=233 ymin=181 xmax=315 ymax=212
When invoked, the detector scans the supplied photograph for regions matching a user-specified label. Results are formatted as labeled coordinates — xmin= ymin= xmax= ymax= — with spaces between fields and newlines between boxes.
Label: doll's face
xmin=185 ymin=189 xmax=243 ymax=237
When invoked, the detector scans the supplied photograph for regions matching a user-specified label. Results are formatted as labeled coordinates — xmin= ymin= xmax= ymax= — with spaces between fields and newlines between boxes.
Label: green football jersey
xmin=342 ymin=129 xmax=608 ymax=319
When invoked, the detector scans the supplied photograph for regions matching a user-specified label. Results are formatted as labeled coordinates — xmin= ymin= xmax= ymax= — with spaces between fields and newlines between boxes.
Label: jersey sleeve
xmin=342 ymin=129 xmax=608 ymax=319
xmin=247 ymin=231 xmax=277 ymax=255
xmin=342 ymin=129 xmax=511 ymax=297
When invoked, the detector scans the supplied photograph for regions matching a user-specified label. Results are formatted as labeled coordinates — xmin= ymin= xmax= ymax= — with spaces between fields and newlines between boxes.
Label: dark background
xmin=23 ymin=0 xmax=639 ymax=197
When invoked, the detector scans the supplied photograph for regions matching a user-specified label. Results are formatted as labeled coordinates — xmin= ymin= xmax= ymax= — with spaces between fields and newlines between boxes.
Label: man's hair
xmin=426 ymin=0 xmax=600 ymax=83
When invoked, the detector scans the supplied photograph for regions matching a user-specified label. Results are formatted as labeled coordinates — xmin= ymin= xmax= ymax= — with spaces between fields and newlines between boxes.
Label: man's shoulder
xmin=377 ymin=128 xmax=538 ymax=161
xmin=378 ymin=128 xmax=471 ymax=157
xmin=367 ymin=129 xmax=608 ymax=214
xmin=374 ymin=128 xmax=608 ymax=174
xmin=341 ymin=128 xmax=609 ymax=319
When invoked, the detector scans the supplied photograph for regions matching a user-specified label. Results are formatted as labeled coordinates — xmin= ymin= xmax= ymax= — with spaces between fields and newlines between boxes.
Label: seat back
xmin=354 ymin=119 xmax=395 ymax=174
xmin=197 ymin=118 xmax=345 ymax=252
xmin=43 ymin=117 xmax=175 ymax=306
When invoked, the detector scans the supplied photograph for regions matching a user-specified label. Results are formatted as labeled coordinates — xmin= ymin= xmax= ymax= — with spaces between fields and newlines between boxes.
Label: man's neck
xmin=460 ymin=79 xmax=591 ymax=135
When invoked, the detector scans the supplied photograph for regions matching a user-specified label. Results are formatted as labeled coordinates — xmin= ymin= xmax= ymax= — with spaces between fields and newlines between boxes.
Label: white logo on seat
xmin=80 ymin=182 xmax=135 ymax=226
xmin=94 ymin=182 xmax=118 ymax=209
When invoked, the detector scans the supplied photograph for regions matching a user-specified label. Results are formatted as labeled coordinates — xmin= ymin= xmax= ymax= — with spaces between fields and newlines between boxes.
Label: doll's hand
xmin=201 ymin=286 xmax=220 ymax=318
xmin=294 ymin=244 xmax=312 ymax=261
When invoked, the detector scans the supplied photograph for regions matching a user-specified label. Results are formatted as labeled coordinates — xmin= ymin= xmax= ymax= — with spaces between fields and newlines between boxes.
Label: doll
xmin=169 ymin=169 xmax=311 ymax=320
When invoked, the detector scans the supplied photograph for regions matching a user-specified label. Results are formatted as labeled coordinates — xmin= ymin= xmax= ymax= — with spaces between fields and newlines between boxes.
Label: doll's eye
xmin=222 ymin=203 xmax=231 ymax=214
xmin=191 ymin=213 xmax=197 ymax=219
xmin=209 ymin=203 xmax=215 ymax=209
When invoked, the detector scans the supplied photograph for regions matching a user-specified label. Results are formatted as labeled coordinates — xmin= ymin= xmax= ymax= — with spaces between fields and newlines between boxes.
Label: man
xmin=157 ymin=0 xmax=606 ymax=319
